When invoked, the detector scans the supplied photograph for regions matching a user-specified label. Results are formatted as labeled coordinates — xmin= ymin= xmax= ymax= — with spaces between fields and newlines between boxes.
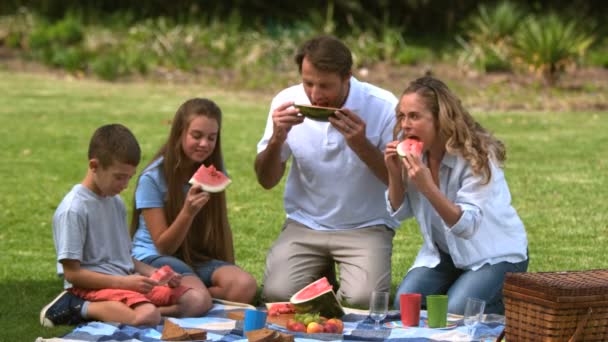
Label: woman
xmin=385 ymin=76 xmax=528 ymax=314
xmin=131 ymin=98 xmax=257 ymax=304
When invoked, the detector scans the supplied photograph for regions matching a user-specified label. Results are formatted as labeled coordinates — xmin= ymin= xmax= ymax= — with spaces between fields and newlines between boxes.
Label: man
xmin=254 ymin=35 xmax=399 ymax=307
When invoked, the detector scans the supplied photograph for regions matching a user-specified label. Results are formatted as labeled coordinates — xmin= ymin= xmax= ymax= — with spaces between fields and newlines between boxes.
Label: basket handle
xmin=495 ymin=328 xmax=505 ymax=342
xmin=568 ymin=307 xmax=593 ymax=342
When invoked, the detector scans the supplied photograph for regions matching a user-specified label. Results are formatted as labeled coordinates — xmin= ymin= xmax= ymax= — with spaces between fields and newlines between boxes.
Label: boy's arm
xmin=133 ymin=258 xmax=156 ymax=277
xmin=62 ymin=259 xmax=157 ymax=294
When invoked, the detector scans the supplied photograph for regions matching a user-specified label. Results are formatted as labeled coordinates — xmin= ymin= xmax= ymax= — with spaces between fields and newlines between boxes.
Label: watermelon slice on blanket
xmin=290 ymin=277 xmax=345 ymax=318
xmin=397 ymin=138 xmax=424 ymax=158
xmin=189 ymin=164 xmax=231 ymax=193
xmin=150 ymin=265 xmax=177 ymax=285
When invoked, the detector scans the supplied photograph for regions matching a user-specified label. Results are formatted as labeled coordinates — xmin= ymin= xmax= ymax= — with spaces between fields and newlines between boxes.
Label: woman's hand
xmin=402 ymin=154 xmax=435 ymax=195
xmin=384 ymin=140 xmax=403 ymax=177
xmin=182 ymin=185 xmax=210 ymax=217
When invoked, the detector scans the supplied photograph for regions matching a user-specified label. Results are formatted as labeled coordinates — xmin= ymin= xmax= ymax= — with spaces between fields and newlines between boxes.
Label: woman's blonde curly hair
xmin=394 ymin=76 xmax=506 ymax=184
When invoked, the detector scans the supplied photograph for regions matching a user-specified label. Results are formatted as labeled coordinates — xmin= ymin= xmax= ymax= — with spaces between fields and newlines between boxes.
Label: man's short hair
xmin=88 ymin=124 xmax=141 ymax=168
xmin=295 ymin=35 xmax=352 ymax=78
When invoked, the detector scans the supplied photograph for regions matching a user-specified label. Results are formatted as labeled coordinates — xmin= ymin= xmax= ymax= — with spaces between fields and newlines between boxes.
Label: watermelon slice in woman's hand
xmin=150 ymin=265 xmax=177 ymax=285
xmin=189 ymin=164 xmax=232 ymax=193
xmin=397 ymin=138 xmax=424 ymax=158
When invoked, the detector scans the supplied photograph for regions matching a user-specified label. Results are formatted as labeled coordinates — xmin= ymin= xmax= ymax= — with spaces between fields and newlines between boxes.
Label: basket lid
xmin=504 ymin=270 xmax=608 ymax=301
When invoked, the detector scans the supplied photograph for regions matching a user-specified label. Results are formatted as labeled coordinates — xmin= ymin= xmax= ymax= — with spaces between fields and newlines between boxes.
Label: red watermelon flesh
xmin=150 ymin=265 xmax=176 ymax=285
xmin=189 ymin=164 xmax=231 ymax=193
xmin=396 ymin=138 xmax=424 ymax=158
xmin=290 ymin=277 xmax=345 ymax=318
xmin=292 ymin=277 xmax=333 ymax=301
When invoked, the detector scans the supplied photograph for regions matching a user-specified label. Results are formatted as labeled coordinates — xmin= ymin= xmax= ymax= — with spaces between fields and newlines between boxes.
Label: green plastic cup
xmin=426 ymin=295 xmax=448 ymax=328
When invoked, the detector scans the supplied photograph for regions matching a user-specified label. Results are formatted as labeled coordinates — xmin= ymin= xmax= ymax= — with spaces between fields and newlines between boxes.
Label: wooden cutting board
xmin=227 ymin=310 xmax=295 ymax=328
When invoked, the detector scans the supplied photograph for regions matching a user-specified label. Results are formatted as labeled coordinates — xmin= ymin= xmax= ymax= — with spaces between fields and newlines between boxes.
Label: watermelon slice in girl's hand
xmin=397 ymin=138 xmax=424 ymax=158
xmin=189 ymin=164 xmax=232 ymax=193
xmin=150 ymin=265 xmax=177 ymax=285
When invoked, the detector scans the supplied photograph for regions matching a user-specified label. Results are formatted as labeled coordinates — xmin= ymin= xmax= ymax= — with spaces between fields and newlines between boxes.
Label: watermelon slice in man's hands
xmin=150 ymin=265 xmax=177 ymax=285
xmin=396 ymin=138 xmax=424 ymax=158
xmin=189 ymin=164 xmax=232 ymax=193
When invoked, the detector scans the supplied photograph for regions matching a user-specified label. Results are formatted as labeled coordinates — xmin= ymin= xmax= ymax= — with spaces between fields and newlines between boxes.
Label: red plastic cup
xmin=400 ymin=293 xmax=422 ymax=327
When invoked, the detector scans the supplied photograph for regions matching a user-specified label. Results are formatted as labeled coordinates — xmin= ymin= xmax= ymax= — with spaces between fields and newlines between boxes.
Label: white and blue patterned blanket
xmin=36 ymin=302 xmax=505 ymax=342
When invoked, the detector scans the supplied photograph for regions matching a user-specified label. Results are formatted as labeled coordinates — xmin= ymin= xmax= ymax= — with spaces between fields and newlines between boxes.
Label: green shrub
xmin=457 ymin=1 xmax=524 ymax=73
xmin=395 ymin=45 xmax=433 ymax=65
xmin=512 ymin=13 xmax=595 ymax=85
xmin=585 ymin=38 xmax=608 ymax=68
xmin=0 ymin=7 xmax=37 ymax=49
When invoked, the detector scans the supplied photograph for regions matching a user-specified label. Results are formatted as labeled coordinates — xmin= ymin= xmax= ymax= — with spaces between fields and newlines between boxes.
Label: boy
xmin=40 ymin=124 xmax=211 ymax=327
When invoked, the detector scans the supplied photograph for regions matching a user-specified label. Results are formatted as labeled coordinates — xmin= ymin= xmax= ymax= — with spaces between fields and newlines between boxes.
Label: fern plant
xmin=512 ymin=13 xmax=595 ymax=85
xmin=457 ymin=1 xmax=524 ymax=72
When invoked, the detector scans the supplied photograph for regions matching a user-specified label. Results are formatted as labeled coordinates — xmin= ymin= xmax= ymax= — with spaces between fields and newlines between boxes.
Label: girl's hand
xmin=183 ymin=185 xmax=211 ymax=217
xmin=384 ymin=140 xmax=403 ymax=176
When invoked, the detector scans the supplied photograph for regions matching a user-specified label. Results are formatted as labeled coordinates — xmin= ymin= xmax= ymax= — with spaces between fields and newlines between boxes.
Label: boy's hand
xmin=167 ymin=273 xmax=183 ymax=288
xmin=124 ymin=274 xmax=158 ymax=293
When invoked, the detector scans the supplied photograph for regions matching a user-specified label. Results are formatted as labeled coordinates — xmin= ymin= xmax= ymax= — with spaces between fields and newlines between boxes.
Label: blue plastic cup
xmin=244 ymin=309 xmax=267 ymax=332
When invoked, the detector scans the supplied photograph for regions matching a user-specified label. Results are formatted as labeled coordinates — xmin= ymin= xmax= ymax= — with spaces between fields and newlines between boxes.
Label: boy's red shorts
xmin=69 ymin=285 xmax=191 ymax=308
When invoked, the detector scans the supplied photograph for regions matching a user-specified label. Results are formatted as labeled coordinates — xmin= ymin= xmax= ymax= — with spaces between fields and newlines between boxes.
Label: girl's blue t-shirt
xmin=132 ymin=158 xmax=169 ymax=260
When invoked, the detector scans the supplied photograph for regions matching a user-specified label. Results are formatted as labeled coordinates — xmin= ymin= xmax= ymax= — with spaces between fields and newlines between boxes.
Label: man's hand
xmin=329 ymin=109 xmax=367 ymax=150
xmin=271 ymin=101 xmax=304 ymax=144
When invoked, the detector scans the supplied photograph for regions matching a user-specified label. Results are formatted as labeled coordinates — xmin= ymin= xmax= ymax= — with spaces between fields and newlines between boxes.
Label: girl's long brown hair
xmin=130 ymin=98 xmax=234 ymax=264
xmin=394 ymin=76 xmax=506 ymax=184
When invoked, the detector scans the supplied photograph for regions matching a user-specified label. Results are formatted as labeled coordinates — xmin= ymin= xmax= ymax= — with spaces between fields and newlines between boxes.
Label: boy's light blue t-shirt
xmin=53 ymin=184 xmax=134 ymax=288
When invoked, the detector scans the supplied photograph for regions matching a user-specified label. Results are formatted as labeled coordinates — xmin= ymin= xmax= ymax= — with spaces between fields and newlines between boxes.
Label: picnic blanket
xmin=36 ymin=301 xmax=505 ymax=342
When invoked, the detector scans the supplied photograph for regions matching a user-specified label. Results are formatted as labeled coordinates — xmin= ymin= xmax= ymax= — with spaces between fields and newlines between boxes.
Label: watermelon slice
xmin=290 ymin=277 xmax=345 ymax=318
xmin=189 ymin=164 xmax=231 ymax=193
xmin=396 ymin=138 xmax=424 ymax=158
xmin=150 ymin=265 xmax=177 ymax=285
xmin=266 ymin=302 xmax=296 ymax=316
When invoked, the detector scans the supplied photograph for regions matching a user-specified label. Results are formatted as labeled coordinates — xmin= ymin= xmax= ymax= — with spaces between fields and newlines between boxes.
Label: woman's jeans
xmin=394 ymin=249 xmax=528 ymax=315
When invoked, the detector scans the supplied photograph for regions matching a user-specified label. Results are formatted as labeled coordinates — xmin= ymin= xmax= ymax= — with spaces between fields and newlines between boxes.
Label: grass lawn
xmin=0 ymin=70 xmax=606 ymax=341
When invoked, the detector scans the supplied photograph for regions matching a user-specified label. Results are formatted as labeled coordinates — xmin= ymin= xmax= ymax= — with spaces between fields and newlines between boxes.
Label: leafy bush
xmin=28 ymin=13 xmax=87 ymax=70
xmin=586 ymin=38 xmax=608 ymax=68
xmin=0 ymin=7 xmax=36 ymax=48
xmin=512 ymin=13 xmax=595 ymax=85
xmin=457 ymin=1 xmax=524 ymax=73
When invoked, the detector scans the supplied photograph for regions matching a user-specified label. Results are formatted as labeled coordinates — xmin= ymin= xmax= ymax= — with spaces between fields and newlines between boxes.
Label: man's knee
xmin=338 ymin=286 xmax=375 ymax=308
xmin=262 ymin=276 xmax=297 ymax=302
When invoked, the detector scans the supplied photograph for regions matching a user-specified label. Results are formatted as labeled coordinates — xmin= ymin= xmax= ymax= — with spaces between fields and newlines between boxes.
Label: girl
xmin=131 ymin=98 xmax=257 ymax=304
xmin=385 ymin=77 xmax=528 ymax=315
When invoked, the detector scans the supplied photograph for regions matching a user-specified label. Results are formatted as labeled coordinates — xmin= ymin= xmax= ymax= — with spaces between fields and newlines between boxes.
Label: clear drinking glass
xmin=369 ymin=291 xmax=389 ymax=329
xmin=463 ymin=297 xmax=486 ymax=338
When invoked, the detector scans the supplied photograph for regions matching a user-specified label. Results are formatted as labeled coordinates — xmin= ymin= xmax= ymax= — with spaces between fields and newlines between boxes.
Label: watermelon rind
xmin=188 ymin=164 xmax=232 ymax=193
xmin=189 ymin=178 xmax=231 ymax=193
xmin=294 ymin=104 xmax=339 ymax=121
xmin=396 ymin=141 xmax=408 ymax=158
xmin=289 ymin=278 xmax=345 ymax=318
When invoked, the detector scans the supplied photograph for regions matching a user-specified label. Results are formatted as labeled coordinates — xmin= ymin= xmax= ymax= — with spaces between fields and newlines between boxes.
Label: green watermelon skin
xmin=294 ymin=104 xmax=339 ymax=121
xmin=289 ymin=277 xmax=345 ymax=318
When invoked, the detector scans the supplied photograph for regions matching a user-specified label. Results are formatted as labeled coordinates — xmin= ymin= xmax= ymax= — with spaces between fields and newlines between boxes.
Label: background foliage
xmin=0 ymin=0 xmax=605 ymax=86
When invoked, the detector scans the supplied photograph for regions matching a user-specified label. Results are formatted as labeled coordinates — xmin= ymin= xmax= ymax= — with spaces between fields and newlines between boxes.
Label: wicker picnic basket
xmin=502 ymin=270 xmax=608 ymax=341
